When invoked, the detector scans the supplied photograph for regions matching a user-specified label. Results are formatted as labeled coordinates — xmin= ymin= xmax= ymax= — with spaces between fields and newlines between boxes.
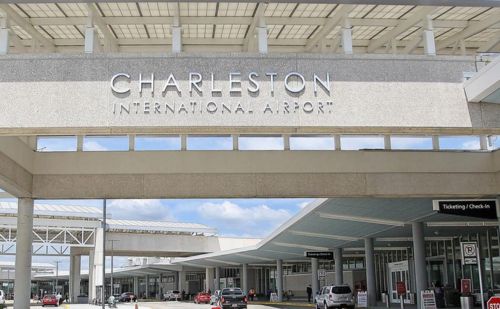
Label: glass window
xmin=439 ymin=136 xmax=480 ymax=150
xmin=332 ymin=286 xmax=351 ymax=294
xmin=390 ymin=136 xmax=433 ymax=150
xmin=83 ymin=136 xmax=129 ymax=151
xmin=187 ymin=136 xmax=232 ymax=150
xmin=37 ymin=136 xmax=77 ymax=152
xmin=340 ymin=135 xmax=384 ymax=150
xmin=239 ymin=136 xmax=284 ymax=150
xmin=135 ymin=135 xmax=180 ymax=151
xmin=290 ymin=136 xmax=334 ymax=150
xmin=489 ymin=135 xmax=500 ymax=150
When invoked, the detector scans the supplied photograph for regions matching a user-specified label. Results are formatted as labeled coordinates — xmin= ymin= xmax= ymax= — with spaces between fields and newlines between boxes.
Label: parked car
xmin=210 ymin=290 xmax=221 ymax=305
xmin=315 ymin=285 xmax=354 ymax=309
xmin=194 ymin=292 xmax=211 ymax=304
xmin=218 ymin=288 xmax=247 ymax=309
xmin=164 ymin=290 xmax=181 ymax=301
xmin=42 ymin=294 xmax=58 ymax=307
xmin=118 ymin=292 xmax=136 ymax=302
xmin=0 ymin=290 xmax=5 ymax=305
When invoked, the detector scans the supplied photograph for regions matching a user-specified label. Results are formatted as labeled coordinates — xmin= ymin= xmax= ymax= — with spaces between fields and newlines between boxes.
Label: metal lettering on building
xmin=110 ymin=72 xmax=334 ymax=116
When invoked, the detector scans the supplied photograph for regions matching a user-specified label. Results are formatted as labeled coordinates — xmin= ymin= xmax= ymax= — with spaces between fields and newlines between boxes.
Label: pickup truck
xmin=218 ymin=288 xmax=247 ymax=309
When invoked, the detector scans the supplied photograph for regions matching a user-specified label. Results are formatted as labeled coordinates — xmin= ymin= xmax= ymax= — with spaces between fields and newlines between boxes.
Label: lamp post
xmin=53 ymin=260 xmax=61 ymax=294
xmin=108 ymin=239 xmax=120 ymax=297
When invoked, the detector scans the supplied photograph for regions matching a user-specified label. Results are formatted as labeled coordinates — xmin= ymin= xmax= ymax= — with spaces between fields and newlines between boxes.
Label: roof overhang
xmin=465 ymin=56 xmax=500 ymax=104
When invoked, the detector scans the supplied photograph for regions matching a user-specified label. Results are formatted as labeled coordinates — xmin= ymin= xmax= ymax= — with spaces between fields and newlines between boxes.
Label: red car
xmin=42 ymin=295 xmax=58 ymax=307
xmin=194 ymin=292 xmax=211 ymax=304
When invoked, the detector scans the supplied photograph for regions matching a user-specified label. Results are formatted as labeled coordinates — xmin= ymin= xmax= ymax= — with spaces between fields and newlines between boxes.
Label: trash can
xmin=460 ymin=296 xmax=473 ymax=309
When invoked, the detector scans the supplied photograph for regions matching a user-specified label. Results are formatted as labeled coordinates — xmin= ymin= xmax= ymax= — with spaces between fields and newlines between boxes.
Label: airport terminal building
xmin=0 ymin=0 xmax=499 ymax=308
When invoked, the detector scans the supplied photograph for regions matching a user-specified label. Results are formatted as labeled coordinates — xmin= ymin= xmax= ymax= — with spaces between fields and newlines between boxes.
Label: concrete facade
xmin=0 ymin=54 xmax=497 ymax=134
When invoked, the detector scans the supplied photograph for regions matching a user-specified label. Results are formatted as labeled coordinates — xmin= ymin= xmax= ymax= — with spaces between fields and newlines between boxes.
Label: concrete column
xmin=364 ymin=238 xmax=376 ymax=306
xmin=334 ymin=248 xmax=343 ymax=285
xmin=69 ymin=253 xmax=81 ymax=303
xmin=145 ymin=275 xmax=149 ymax=298
xmin=241 ymin=264 xmax=248 ymax=294
xmin=88 ymin=249 xmax=95 ymax=302
xmin=0 ymin=17 xmax=9 ymax=55
xmin=14 ymin=198 xmax=34 ymax=309
xmin=206 ymin=267 xmax=214 ymax=292
xmin=412 ymin=222 xmax=428 ymax=309
xmin=255 ymin=268 xmax=260 ymax=294
xmin=276 ymin=260 xmax=283 ymax=302
xmin=215 ymin=267 xmax=220 ymax=290
xmin=311 ymin=258 xmax=319 ymax=297
xmin=133 ymin=277 xmax=139 ymax=296
xmin=84 ymin=27 xmax=101 ymax=53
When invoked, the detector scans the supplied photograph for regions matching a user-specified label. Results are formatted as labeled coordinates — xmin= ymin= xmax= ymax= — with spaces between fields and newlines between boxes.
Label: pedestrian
xmin=248 ymin=288 xmax=255 ymax=301
xmin=56 ymin=292 xmax=63 ymax=305
xmin=306 ymin=285 xmax=312 ymax=303
xmin=181 ymin=289 xmax=186 ymax=301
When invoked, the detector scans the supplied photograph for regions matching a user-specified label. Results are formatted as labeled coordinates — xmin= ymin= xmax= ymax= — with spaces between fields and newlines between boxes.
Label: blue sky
xmin=2 ymin=134 xmax=498 ymax=270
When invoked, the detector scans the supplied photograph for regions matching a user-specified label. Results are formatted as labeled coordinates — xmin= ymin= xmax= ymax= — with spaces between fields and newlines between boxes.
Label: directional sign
xmin=433 ymin=199 xmax=497 ymax=219
xmin=318 ymin=269 xmax=326 ymax=278
xmin=461 ymin=242 xmax=478 ymax=265
xmin=487 ymin=296 xmax=500 ymax=309
xmin=421 ymin=290 xmax=437 ymax=309
xmin=305 ymin=251 xmax=334 ymax=260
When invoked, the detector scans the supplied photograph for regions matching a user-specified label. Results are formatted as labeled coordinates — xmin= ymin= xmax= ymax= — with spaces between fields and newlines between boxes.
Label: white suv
xmin=315 ymin=285 xmax=354 ymax=309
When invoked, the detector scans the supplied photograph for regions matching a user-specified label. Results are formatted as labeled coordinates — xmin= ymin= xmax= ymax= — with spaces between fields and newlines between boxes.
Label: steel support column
xmin=242 ymin=264 xmax=248 ymax=295
xmin=311 ymin=258 xmax=319 ymax=297
xmin=365 ymin=238 xmax=376 ymax=306
xmin=335 ymin=248 xmax=343 ymax=285
xmin=215 ymin=267 xmax=220 ymax=291
xmin=276 ymin=260 xmax=283 ymax=302
xmin=413 ymin=222 xmax=428 ymax=309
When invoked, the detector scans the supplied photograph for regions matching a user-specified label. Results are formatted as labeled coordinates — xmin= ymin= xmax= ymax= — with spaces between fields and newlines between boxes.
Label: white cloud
xmin=196 ymin=201 xmax=292 ymax=236
xmin=341 ymin=136 xmax=384 ymax=150
xmin=239 ymin=137 xmax=284 ymax=150
xmin=290 ymin=137 xmax=334 ymax=150
xmin=298 ymin=201 xmax=310 ymax=209
xmin=108 ymin=199 xmax=175 ymax=221
xmin=83 ymin=141 xmax=109 ymax=151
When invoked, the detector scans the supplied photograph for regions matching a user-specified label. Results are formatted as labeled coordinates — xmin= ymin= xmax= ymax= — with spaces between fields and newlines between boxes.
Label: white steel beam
xmin=171 ymin=3 xmax=181 ymax=53
xmin=367 ymin=6 xmax=436 ymax=53
xmin=316 ymin=212 xmax=406 ymax=226
xmin=478 ymin=29 xmax=500 ymax=52
xmin=244 ymin=2 xmax=267 ymax=52
xmin=0 ymin=17 xmax=8 ymax=55
xmin=422 ymin=15 xmax=436 ymax=56
xmin=305 ymin=4 xmax=354 ymax=52
xmin=86 ymin=3 xmax=118 ymax=52
xmin=84 ymin=12 xmax=102 ymax=53
xmin=0 ymin=4 xmax=54 ymax=52
xmin=341 ymin=18 xmax=353 ymax=54
xmin=436 ymin=12 xmax=500 ymax=50
xmin=26 ymin=17 xmax=484 ymax=29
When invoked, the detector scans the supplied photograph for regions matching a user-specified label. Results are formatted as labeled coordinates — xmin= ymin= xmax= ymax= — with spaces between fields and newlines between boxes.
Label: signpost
xmin=460 ymin=242 xmax=485 ymax=309
xmin=397 ymin=281 xmax=406 ymax=309
xmin=304 ymin=251 xmax=334 ymax=260
xmin=487 ymin=296 xmax=500 ymax=309
xmin=318 ymin=269 xmax=326 ymax=278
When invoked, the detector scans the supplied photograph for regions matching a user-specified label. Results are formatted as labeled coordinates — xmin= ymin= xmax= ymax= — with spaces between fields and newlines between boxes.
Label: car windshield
xmin=222 ymin=288 xmax=243 ymax=295
xmin=332 ymin=286 xmax=352 ymax=294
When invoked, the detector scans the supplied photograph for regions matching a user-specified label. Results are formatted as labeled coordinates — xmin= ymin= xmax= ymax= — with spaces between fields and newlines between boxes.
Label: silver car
xmin=315 ymin=285 xmax=354 ymax=309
